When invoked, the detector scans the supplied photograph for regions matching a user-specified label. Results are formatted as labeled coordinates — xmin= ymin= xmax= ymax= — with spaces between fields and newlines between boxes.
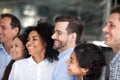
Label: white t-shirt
xmin=9 ymin=56 xmax=57 ymax=80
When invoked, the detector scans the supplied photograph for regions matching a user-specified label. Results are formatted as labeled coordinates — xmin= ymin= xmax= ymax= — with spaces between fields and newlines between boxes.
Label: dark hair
xmin=2 ymin=34 xmax=30 ymax=80
xmin=55 ymin=16 xmax=84 ymax=44
xmin=24 ymin=22 xmax=59 ymax=62
xmin=74 ymin=43 xmax=106 ymax=80
xmin=0 ymin=13 xmax=21 ymax=35
xmin=111 ymin=5 xmax=120 ymax=14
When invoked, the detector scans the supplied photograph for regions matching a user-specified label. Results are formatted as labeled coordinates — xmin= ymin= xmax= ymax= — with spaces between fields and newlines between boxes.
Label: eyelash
xmin=109 ymin=24 xmax=115 ymax=28
xmin=27 ymin=38 xmax=39 ymax=41
xmin=11 ymin=44 xmax=19 ymax=48
xmin=54 ymin=31 xmax=62 ymax=35
xmin=70 ymin=59 xmax=73 ymax=63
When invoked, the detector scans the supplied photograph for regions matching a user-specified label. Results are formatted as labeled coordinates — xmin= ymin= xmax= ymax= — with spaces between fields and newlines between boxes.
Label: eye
xmin=55 ymin=31 xmax=62 ymax=35
xmin=0 ymin=26 xmax=6 ymax=31
xmin=109 ymin=24 xmax=115 ymax=28
xmin=15 ymin=44 xmax=19 ymax=47
xmin=33 ymin=37 xmax=39 ymax=41
xmin=58 ymin=31 xmax=62 ymax=35
xmin=70 ymin=59 xmax=73 ymax=63
xmin=11 ymin=45 xmax=13 ymax=48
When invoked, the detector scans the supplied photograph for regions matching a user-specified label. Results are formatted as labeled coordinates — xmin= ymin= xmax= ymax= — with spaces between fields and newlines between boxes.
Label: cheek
xmin=17 ymin=47 xmax=24 ymax=52
xmin=70 ymin=65 xmax=79 ymax=71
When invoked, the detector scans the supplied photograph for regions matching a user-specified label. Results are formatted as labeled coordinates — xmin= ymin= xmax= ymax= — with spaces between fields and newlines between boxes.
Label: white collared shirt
xmin=9 ymin=56 xmax=57 ymax=80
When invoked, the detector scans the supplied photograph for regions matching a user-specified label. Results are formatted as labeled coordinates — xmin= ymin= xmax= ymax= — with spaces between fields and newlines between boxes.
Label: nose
xmin=26 ymin=41 xmax=30 ymax=47
xmin=10 ymin=46 xmax=15 ymax=53
xmin=102 ymin=25 xmax=109 ymax=33
xmin=66 ymin=59 xmax=69 ymax=65
xmin=51 ymin=33 xmax=56 ymax=39
xmin=26 ymin=40 xmax=31 ymax=48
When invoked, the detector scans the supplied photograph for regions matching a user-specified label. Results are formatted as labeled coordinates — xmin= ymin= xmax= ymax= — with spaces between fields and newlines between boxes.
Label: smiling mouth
xmin=28 ymin=47 xmax=34 ymax=50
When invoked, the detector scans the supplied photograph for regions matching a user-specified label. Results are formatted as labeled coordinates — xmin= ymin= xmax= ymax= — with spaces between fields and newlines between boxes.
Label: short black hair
xmin=1 ymin=13 xmax=21 ymax=34
xmin=111 ymin=5 xmax=120 ymax=14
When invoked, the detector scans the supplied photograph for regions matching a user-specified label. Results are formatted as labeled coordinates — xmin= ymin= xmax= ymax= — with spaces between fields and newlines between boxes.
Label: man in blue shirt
xmin=102 ymin=5 xmax=120 ymax=80
xmin=0 ymin=13 xmax=21 ymax=79
xmin=51 ymin=16 xmax=84 ymax=80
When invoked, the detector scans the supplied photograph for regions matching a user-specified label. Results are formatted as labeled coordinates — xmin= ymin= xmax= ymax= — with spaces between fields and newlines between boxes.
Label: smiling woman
xmin=66 ymin=43 xmax=106 ymax=80
xmin=8 ymin=22 xmax=59 ymax=80
xmin=2 ymin=34 xmax=30 ymax=80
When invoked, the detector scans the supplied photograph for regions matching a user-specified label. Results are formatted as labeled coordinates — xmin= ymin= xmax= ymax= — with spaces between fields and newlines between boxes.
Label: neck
xmin=78 ymin=78 xmax=83 ymax=80
xmin=58 ymin=44 xmax=76 ymax=53
xmin=32 ymin=50 xmax=45 ymax=63
xmin=111 ymin=46 xmax=120 ymax=54
xmin=3 ymin=42 xmax=12 ymax=54
xmin=33 ymin=56 xmax=45 ymax=63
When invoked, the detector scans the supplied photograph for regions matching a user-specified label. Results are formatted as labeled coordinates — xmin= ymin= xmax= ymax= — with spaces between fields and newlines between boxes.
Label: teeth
xmin=28 ymin=47 xmax=34 ymax=50
xmin=11 ymin=52 xmax=17 ymax=54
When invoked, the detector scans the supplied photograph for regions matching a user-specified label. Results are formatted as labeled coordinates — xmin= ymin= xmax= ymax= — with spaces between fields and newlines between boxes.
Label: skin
xmin=0 ymin=17 xmax=18 ymax=54
xmin=66 ymin=51 xmax=89 ymax=79
xmin=103 ymin=13 xmax=120 ymax=53
xmin=26 ymin=30 xmax=46 ymax=63
xmin=10 ymin=37 xmax=25 ymax=60
xmin=52 ymin=22 xmax=76 ymax=53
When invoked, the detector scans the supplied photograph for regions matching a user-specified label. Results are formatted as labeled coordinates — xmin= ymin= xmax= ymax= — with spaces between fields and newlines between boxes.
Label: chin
xmin=104 ymin=40 xmax=110 ymax=45
xmin=68 ymin=71 xmax=73 ymax=75
xmin=105 ymin=41 xmax=111 ymax=46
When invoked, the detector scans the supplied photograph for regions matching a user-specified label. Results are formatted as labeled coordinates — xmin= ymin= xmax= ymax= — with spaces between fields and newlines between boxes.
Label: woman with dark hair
xmin=2 ymin=34 xmax=30 ymax=80
xmin=9 ymin=22 xmax=59 ymax=80
xmin=66 ymin=43 xmax=106 ymax=80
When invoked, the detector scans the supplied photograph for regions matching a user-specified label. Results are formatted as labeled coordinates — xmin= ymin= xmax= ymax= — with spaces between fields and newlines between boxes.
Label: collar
xmin=28 ymin=56 xmax=48 ymax=66
xmin=0 ymin=43 xmax=10 ymax=56
xmin=0 ymin=43 xmax=4 ymax=49
xmin=110 ymin=50 xmax=120 ymax=65
xmin=58 ymin=48 xmax=74 ymax=59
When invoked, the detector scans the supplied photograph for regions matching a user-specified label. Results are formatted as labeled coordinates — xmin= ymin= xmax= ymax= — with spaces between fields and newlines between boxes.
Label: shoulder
xmin=13 ymin=58 xmax=30 ymax=66
xmin=43 ymin=59 xmax=58 ymax=66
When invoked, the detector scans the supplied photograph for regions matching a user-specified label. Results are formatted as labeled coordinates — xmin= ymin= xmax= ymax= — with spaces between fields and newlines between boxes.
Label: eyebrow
xmin=33 ymin=36 xmax=40 ymax=38
xmin=109 ymin=21 xmax=114 ymax=24
xmin=55 ymin=30 xmax=62 ymax=32
xmin=29 ymin=36 xmax=40 ymax=38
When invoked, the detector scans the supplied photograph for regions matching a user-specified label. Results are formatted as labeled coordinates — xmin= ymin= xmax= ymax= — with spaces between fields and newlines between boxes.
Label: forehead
xmin=29 ymin=30 xmax=39 ymax=37
xmin=13 ymin=37 xmax=22 ymax=44
xmin=106 ymin=13 xmax=120 ymax=23
xmin=0 ymin=17 xmax=11 ymax=24
xmin=55 ymin=22 xmax=69 ymax=31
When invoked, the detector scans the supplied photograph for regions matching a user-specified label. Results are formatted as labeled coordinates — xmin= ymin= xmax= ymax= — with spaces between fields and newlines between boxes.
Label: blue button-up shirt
xmin=109 ymin=50 xmax=120 ymax=80
xmin=0 ymin=43 xmax=12 ymax=80
xmin=51 ymin=48 xmax=76 ymax=80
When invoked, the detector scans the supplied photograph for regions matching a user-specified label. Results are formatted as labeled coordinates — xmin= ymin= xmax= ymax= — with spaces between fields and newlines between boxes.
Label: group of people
xmin=0 ymin=5 xmax=120 ymax=80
